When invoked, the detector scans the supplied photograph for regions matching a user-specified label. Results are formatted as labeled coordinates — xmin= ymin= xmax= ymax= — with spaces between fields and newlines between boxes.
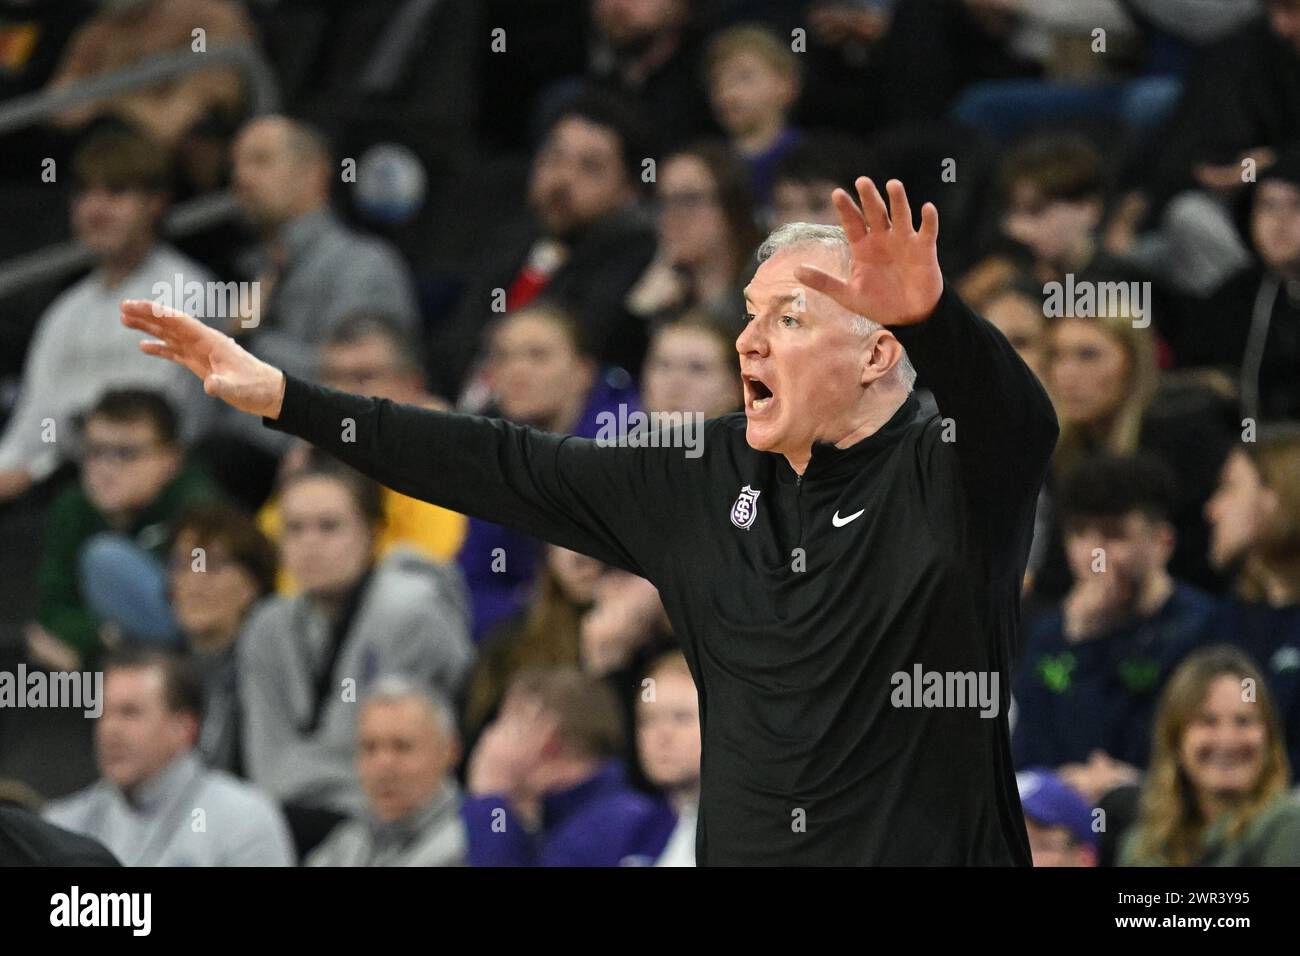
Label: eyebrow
xmin=742 ymin=291 xmax=802 ymax=309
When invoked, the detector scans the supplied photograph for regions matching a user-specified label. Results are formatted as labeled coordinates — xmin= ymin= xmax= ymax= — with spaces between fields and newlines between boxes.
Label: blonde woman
xmin=1120 ymin=646 xmax=1300 ymax=866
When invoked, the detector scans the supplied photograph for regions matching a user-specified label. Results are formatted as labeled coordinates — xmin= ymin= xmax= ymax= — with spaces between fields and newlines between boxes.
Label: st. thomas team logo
xmin=730 ymin=484 xmax=761 ymax=530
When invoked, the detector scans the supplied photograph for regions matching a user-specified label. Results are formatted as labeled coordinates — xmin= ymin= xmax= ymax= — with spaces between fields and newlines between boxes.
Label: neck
xmin=736 ymin=117 xmax=786 ymax=157
xmin=1052 ymin=234 xmax=1096 ymax=276
xmin=785 ymin=391 xmax=908 ymax=476
xmin=1136 ymin=569 xmax=1175 ymax=617
xmin=99 ymin=241 xmax=152 ymax=287
xmin=538 ymin=754 xmax=602 ymax=796
xmin=1197 ymin=787 xmax=1247 ymax=825
xmin=190 ymin=618 xmax=242 ymax=654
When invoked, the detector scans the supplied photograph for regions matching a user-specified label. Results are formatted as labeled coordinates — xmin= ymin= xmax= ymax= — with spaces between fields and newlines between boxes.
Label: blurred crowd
xmin=0 ymin=0 xmax=1299 ymax=866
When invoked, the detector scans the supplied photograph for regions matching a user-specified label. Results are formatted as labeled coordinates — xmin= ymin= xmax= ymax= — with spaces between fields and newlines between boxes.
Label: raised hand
xmin=120 ymin=300 xmax=286 ymax=418
xmin=794 ymin=177 xmax=943 ymax=327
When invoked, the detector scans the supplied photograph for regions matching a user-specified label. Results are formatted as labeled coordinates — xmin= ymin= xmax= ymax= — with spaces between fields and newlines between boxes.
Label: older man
xmin=307 ymin=678 xmax=466 ymax=867
xmin=122 ymin=178 xmax=1058 ymax=865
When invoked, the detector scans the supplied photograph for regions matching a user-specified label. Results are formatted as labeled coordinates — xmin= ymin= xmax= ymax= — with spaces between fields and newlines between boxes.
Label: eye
xmin=743 ymin=313 xmax=755 ymax=323
xmin=780 ymin=315 xmax=799 ymax=328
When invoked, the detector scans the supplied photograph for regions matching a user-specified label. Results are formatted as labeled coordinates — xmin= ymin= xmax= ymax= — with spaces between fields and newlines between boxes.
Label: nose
xmin=736 ymin=317 xmax=765 ymax=357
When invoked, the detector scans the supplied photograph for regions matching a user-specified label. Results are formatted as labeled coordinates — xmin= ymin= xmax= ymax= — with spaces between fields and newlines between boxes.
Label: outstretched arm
xmin=120 ymin=301 xmax=675 ymax=578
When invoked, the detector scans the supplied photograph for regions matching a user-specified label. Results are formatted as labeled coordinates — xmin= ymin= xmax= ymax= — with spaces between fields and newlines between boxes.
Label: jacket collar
xmin=775 ymin=392 xmax=922 ymax=485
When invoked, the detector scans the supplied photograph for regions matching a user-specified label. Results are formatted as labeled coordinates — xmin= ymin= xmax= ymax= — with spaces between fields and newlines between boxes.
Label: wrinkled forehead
xmin=743 ymin=243 xmax=849 ymax=314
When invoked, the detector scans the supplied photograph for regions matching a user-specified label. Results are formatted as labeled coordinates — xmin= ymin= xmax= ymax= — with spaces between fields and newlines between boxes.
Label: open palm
xmin=794 ymin=177 xmax=944 ymax=327
xmin=120 ymin=300 xmax=285 ymax=417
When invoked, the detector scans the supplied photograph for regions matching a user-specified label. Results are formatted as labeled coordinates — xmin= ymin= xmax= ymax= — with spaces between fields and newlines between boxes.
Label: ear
xmin=860 ymin=330 xmax=904 ymax=387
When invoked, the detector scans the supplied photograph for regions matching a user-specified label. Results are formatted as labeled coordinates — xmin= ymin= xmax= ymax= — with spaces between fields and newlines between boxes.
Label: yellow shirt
xmin=258 ymin=487 xmax=468 ymax=595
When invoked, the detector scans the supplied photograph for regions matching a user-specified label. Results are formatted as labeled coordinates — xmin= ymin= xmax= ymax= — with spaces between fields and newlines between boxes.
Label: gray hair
xmin=362 ymin=675 xmax=458 ymax=740
xmin=756 ymin=222 xmax=917 ymax=392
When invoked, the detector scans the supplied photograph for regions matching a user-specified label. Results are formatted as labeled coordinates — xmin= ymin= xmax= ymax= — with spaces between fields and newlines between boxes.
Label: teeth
xmin=752 ymin=397 xmax=772 ymax=410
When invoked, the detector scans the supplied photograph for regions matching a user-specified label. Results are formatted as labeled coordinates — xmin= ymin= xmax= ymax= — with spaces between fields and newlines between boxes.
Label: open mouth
xmin=744 ymin=374 xmax=774 ymax=412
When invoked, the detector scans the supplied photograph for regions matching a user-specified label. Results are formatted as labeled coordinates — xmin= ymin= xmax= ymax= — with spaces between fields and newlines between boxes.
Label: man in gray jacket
xmin=44 ymin=648 xmax=294 ymax=866
xmin=307 ymin=677 xmax=466 ymax=867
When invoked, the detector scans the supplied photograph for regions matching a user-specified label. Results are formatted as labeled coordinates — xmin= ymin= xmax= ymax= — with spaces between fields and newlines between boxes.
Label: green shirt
xmin=1120 ymin=794 xmax=1300 ymax=866
xmin=36 ymin=460 xmax=218 ymax=664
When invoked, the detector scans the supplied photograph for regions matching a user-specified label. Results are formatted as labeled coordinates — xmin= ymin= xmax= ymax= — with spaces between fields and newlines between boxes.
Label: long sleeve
xmin=263 ymin=375 xmax=684 ymax=580
xmin=35 ymin=491 xmax=101 ymax=662
xmin=889 ymin=286 xmax=1059 ymax=556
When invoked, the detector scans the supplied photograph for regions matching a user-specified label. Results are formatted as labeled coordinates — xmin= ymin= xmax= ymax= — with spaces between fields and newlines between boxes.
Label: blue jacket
xmin=462 ymin=760 xmax=676 ymax=866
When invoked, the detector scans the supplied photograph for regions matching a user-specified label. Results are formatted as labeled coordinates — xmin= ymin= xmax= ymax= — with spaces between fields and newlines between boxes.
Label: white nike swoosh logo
xmin=832 ymin=509 xmax=865 ymax=528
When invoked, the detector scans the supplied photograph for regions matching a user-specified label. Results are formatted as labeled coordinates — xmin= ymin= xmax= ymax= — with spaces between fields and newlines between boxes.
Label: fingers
xmin=793 ymin=263 xmax=848 ymax=300
xmin=855 ymin=176 xmax=891 ymax=232
xmin=139 ymin=340 xmax=179 ymax=362
xmin=886 ymin=180 xmax=913 ymax=234
xmin=920 ymin=202 xmax=939 ymax=244
xmin=831 ymin=187 xmax=869 ymax=245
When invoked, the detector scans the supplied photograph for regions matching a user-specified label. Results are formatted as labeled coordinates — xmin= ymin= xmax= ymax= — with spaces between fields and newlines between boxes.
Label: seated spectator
xmin=1041 ymin=308 xmax=1233 ymax=596
xmin=627 ymin=141 xmax=761 ymax=329
xmin=1015 ymin=768 xmax=1099 ymax=867
xmin=44 ymin=648 xmax=295 ymax=866
xmin=0 ymin=127 xmax=219 ymax=505
xmin=202 ymin=116 xmax=420 ymax=510
xmin=770 ymin=133 xmax=868 ymax=228
xmin=45 ymin=0 xmax=254 ymax=149
xmin=257 ymin=312 xmax=468 ymax=594
xmin=1204 ymin=426 xmax=1300 ymax=778
xmin=307 ymin=678 xmax=466 ymax=867
xmin=1179 ymin=143 xmax=1300 ymax=420
xmin=957 ymin=263 xmax=1049 ymax=381
xmin=1013 ymin=454 xmax=1220 ymax=800
xmin=636 ymin=651 xmax=700 ymax=866
xmin=238 ymin=458 xmax=472 ymax=855
xmin=167 ymin=502 xmax=277 ymax=774
xmin=435 ymin=90 xmax=656 ymax=401
xmin=29 ymin=390 xmax=219 ymax=671
xmin=704 ymin=24 xmax=803 ymax=212
xmin=463 ymin=667 xmax=676 ymax=866
xmin=458 ymin=304 xmax=639 ymax=643
xmin=1120 ymin=645 xmax=1300 ymax=865
xmin=641 ymin=317 xmax=743 ymax=419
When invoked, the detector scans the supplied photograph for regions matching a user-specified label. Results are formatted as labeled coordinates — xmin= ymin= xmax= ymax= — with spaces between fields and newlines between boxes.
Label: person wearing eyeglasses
xmin=27 ymin=389 xmax=219 ymax=672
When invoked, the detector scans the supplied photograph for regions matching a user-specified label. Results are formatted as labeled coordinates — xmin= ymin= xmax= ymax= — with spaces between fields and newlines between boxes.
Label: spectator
xmin=1013 ymin=455 xmax=1220 ymax=799
xmin=435 ymin=90 xmax=656 ymax=401
xmin=1179 ymin=143 xmax=1300 ymax=420
xmin=462 ymin=667 xmax=676 ymax=866
xmin=585 ymin=0 xmax=716 ymax=150
xmin=1120 ymin=645 xmax=1300 ymax=865
xmin=29 ymin=389 xmax=219 ymax=671
xmin=44 ymin=648 xmax=295 ymax=866
xmin=46 ymin=0 xmax=254 ymax=149
xmin=641 ymin=317 xmax=743 ymax=419
xmin=458 ymin=304 xmax=640 ymax=643
xmin=958 ymin=264 xmax=1050 ymax=381
xmin=167 ymin=502 xmax=277 ymax=774
xmin=627 ymin=141 xmax=761 ymax=329
xmin=307 ymin=678 xmax=466 ymax=867
xmin=1016 ymin=768 xmax=1099 ymax=867
xmin=0 ymin=127 xmax=219 ymax=505
xmin=636 ymin=651 xmax=700 ymax=866
xmin=770 ymin=133 xmax=868 ymax=228
xmin=257 ymin=312 xmax=468 ymax=594
xmin=704 ymin=24 xmax=803 ymax=211
xmin=238 ymin=458 xmax=472 ymax=855
xmin=1204 ymin=426 xmax=1300 ymax=778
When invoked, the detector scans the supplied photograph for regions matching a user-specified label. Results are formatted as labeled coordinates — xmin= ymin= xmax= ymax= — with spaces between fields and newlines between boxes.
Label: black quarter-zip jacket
xmin=264 ymin=286 xmax=1059 ymax=865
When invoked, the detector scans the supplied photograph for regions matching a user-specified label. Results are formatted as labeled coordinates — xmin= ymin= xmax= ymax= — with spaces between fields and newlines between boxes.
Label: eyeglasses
xmin=82 ymin=442 xmax=164 ymax=464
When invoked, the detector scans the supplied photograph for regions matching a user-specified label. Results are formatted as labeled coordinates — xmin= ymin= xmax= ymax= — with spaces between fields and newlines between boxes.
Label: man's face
xmin=1252 ymin=180 xmax=1300 ymax=276
xmin=528 ymin=117 xmax=634 ymax=239
xmin=1180 ymin=675 xmax=1268 ymax=799
xmin=1205 ymin=451 xmax=1275 ymax=570
xmin=96 ymin=667 xmax=194 ymax=791
xmin=1065 ymin=512 xmax=1171 ymax=590
xmin=232 ymin=120 xmax=320 ymax=230
xmin=168 ymin=531 xmax=260 ymax=646
xmin=71 ymin=185 xmax=161 ymax=261
xmin=1002 ymin=182 xmax=1099 ymax=267
xmin=279 ymin=477 xmax=373 ymax=597
xmin=736 ymin=245 xmax=875 ymax=457
xmin=357 ymin=698 xmax=456 ymax=824
xmin=1267 ymin=0 xmax=1300 ymax=51
xmin=592 ymin=0 xmax=683 ymax=49
xmin=321 ymin=335 xmax=422 ymax=403
xmin=772 ymin=179 xmax=841 ymax=227
xmin=81 ymin=417 xmax=179 ymax=515
xmin=636 ymin=669 xmax=700 ymax=791
xmin=709 ymin=52 xmax=796 ymax=138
